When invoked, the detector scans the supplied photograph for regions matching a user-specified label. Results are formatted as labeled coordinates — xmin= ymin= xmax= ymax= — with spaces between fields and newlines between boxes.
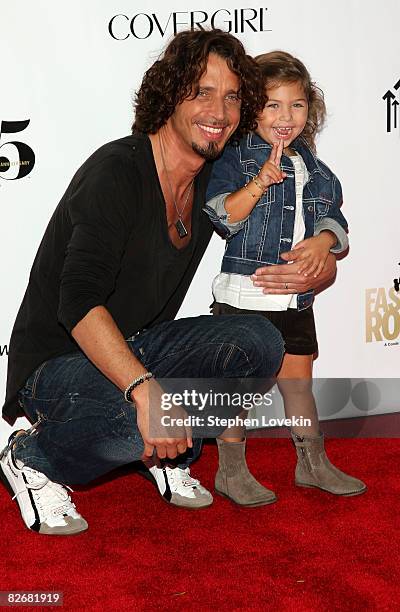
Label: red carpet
xmin=1 ymin=439 xmax=400 ymax=611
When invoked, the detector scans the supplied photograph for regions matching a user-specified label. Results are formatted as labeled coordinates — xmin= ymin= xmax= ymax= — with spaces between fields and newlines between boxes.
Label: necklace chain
xmin=158 ymin=134 xmax=194 ymax=223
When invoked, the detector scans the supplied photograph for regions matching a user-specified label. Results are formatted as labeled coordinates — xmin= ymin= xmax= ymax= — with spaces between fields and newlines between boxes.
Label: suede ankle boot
xmin=215 ymin=439 xmax=277 ymax=507
xmin=291 ymin=432 xmax=367 ymax=496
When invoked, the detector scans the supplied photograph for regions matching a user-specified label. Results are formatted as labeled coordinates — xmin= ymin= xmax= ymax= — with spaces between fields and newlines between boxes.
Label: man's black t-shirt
xmin=2 ymin=133 xmax=214 ymax=424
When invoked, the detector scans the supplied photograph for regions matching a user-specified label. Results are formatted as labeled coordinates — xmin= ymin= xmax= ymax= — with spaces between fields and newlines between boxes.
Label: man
xmin=0 ymin=29 xmax=336 ymax=535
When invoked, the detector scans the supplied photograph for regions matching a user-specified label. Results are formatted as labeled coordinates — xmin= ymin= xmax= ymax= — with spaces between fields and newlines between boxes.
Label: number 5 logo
xmin=0 ymin=120 xmax=35 ymax=180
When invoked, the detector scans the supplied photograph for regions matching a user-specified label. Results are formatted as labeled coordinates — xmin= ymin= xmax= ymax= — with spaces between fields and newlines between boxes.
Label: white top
xmin=212 ymin=152 xmax=309 ymax=311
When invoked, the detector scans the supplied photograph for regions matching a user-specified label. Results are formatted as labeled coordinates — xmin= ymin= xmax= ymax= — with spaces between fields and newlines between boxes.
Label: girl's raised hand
xmin=258 ymin=140 xmax=286 ymax=189
xmin=271 ymin=138 xmax=284 ymax=167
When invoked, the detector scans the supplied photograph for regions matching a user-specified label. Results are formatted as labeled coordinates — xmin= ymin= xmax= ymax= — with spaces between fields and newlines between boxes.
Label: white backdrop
xmin=1 ymin=0 xmax=399 ymax=446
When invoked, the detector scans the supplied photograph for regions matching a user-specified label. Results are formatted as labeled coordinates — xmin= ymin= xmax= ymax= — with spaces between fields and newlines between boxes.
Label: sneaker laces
xmin=12 ymin=465 xmax=76 ymax=517
xmin=165 ymin=466 xmax=199 ymax=490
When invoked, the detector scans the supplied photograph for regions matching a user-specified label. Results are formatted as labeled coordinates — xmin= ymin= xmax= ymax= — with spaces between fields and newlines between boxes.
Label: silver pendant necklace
xmin=159 ymin=134 xmax=194 ymax=239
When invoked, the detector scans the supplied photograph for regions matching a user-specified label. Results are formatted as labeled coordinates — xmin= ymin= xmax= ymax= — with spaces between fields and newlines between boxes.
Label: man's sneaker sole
xmin=0 ymin=449 xmax=88 ymax=536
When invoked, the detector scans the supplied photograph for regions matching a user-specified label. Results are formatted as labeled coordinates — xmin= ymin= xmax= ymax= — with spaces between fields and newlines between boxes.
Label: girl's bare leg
xmin=277 ymin=353 xmax=319 ymax=436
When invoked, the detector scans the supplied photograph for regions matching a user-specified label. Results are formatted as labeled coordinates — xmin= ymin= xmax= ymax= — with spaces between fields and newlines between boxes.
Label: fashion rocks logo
xmin=108 ymin=8 xmax=271 ymax=40
xmin=383 ymin=79 xmax=400 ymax=133
xmin=366 ymin=285 xmax=400 ymax=346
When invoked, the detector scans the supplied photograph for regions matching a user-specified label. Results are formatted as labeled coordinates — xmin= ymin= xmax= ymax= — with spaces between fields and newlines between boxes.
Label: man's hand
xmin=282 ymin=231 xmax=337 ymax=278
xmin=251 ymin=252 xmax=337 ymax=294
xmin=133 ymin=379 xmax=193 ymax=461
xmin=71 ymin=307 xmax=192 ymax=462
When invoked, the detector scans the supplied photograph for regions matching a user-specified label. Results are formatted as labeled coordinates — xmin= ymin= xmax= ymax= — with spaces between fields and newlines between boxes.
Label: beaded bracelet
xmin=124 ymin=372 xmax=154 ymax=403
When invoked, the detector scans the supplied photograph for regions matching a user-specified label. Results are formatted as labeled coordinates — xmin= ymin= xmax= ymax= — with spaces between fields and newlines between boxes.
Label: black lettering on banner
xmin=383 ymin=78 xmax=400 ymax=133
xmin=108 ymin=8 xmax=272 ymax=40
xmin=108 ymin=14 xmax=129 ymax=40
xmin=210 ymin=9 xmax=231 ymax=31
xmin=0 ymin=345 xmax=8 ymax=357
xmin=394 ymin=264 xmax=400 ymax=293
xmin=172 ymin=12 xmax=189 ymax=34
xmin=152 ymin=13 xmax=173 ymax=37
xmin=190 ymin=11 xmax=208 ymax=30
xmin=0 ymin=120 xmax=35 ymax=180
xmin=130 ymin=14 xmax=153 ymax=39
xmin=240 ymin=8 xmax=258 ymax=33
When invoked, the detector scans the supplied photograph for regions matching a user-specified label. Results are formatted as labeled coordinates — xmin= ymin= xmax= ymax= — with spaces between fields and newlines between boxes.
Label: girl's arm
xmin=204 ymin=140 xmax=286 ymax=237
xmin=313 ymin=174 xmax=348 ymax=252
xmin=314 ymin=218 xmax=349 ymax=253
xmin=224 ymin=140 xmax=286 ymax=223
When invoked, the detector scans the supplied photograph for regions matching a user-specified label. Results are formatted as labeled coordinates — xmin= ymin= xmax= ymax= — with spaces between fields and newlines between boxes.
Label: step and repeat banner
xmin=1 ymin=0 xmax=399 ymax=445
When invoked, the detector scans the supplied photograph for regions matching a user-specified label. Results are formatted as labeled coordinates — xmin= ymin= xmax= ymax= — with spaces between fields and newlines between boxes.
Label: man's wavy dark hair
xmin=133 ymin=29 xmax=265 ymax=138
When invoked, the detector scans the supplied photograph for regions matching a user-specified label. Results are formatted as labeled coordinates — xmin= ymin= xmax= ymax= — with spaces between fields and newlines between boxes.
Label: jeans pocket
xmin=21 ymin=360 xmax=50 ymax=400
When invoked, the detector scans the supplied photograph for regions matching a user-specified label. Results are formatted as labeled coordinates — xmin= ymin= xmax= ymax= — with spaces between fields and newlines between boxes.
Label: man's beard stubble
xmin=191 ymin=141 xmax=221 ymax=161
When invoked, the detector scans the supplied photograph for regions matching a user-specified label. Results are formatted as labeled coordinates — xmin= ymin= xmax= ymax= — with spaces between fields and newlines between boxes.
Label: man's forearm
xmin=71 ymin=305 xmax=147 ymax=393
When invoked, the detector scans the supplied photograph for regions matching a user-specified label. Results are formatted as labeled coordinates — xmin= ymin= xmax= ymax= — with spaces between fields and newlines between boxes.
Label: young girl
xmin=204 ymin=51 xmax=366 ymax=506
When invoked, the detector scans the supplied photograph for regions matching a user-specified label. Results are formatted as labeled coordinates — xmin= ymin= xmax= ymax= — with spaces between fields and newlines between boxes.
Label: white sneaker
xmin=146 ymin=465 xmax=213 ymax=509
xmin=0 ymin=440 xmax=88 ymax=535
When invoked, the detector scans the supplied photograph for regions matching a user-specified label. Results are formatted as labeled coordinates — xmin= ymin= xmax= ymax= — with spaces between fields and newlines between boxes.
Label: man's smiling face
xmin=170 ymin=53 xmax=242 ymax=161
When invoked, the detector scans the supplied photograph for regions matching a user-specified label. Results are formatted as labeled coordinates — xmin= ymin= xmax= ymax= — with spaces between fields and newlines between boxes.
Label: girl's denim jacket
xmin=204 ymin=132 xmax=348 ymax=311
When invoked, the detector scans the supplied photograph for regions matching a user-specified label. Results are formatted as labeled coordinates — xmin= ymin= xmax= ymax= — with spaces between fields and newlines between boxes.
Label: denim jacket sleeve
xmin=314 ymin=218 xmax=349 ymax=253
xmin=203 ymin=144 xmax=246 ymax=239
xmin=315 ymin=174 xmax=349 ymax=253
xmin=204 ymin=193 xmax=249 ymax=237
xmin=326 ymin=175 xmax=348 ymax=230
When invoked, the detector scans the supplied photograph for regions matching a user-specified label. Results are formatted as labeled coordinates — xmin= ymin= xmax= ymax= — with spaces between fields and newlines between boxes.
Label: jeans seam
xmin=29 ymin=394 xmax=125 ymax=409
xmin=211 ymin=343 xmax=223 ymax=373
xmin=31 ymin=360 xmax=49 ymax=398
xmin=222 ymin=342 xmax=253 ymax=377
xmin=222 ymin=345 xmax=235 ymax=371
xmin=143 ymin=342 xmax=246 ymax=369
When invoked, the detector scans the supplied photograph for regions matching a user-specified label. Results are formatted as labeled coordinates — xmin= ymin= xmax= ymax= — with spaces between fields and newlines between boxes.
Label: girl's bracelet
xmin=244 ymin=182 xmax=259 ymax=199
xmin=254 ymin=174 xmax=268 ymax=193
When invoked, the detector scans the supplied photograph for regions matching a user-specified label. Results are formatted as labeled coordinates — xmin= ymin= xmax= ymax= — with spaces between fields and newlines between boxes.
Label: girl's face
xmin=255 ymin=80 xmax=308 ymax=147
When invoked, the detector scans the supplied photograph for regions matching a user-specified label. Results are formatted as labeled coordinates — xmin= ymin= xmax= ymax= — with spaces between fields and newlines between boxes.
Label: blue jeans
xmin=13 ymin=314 xmax=283 ymax=485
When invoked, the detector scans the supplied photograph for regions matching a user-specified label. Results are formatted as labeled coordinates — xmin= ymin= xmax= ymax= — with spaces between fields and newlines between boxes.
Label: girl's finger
xmin=297 ymin=258 xmax=313 ymax=274
xmin=271 ymin=170 xmax=284 ymax=183
xmin=289 ymin=249 xmax=309 ymax=263
xmin=313 ymin=261 xmax=325 ymax=278
xmin=293 ymin=239 xmax=307 ymax=249
xmin=302 ymin=260 xmax=319 ymax=277
xmin=268 ymin=142 xmax=278 ymax=163
xmin=261 ymin=168 xmax=280 ymax=185
xmin=275 ymin=138 xmax=284 ymax=167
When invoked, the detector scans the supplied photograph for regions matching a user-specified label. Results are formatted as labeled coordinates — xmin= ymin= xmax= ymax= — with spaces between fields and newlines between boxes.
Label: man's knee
xmin=222 ymin=315 xmax=284 ymax=377
xmin=242 ymin=315 xmax=284 ymax=376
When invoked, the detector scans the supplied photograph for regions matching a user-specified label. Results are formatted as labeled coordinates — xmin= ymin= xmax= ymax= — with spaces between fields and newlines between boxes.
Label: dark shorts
xmin=212 ymin=302 xmax=318 ymax=356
